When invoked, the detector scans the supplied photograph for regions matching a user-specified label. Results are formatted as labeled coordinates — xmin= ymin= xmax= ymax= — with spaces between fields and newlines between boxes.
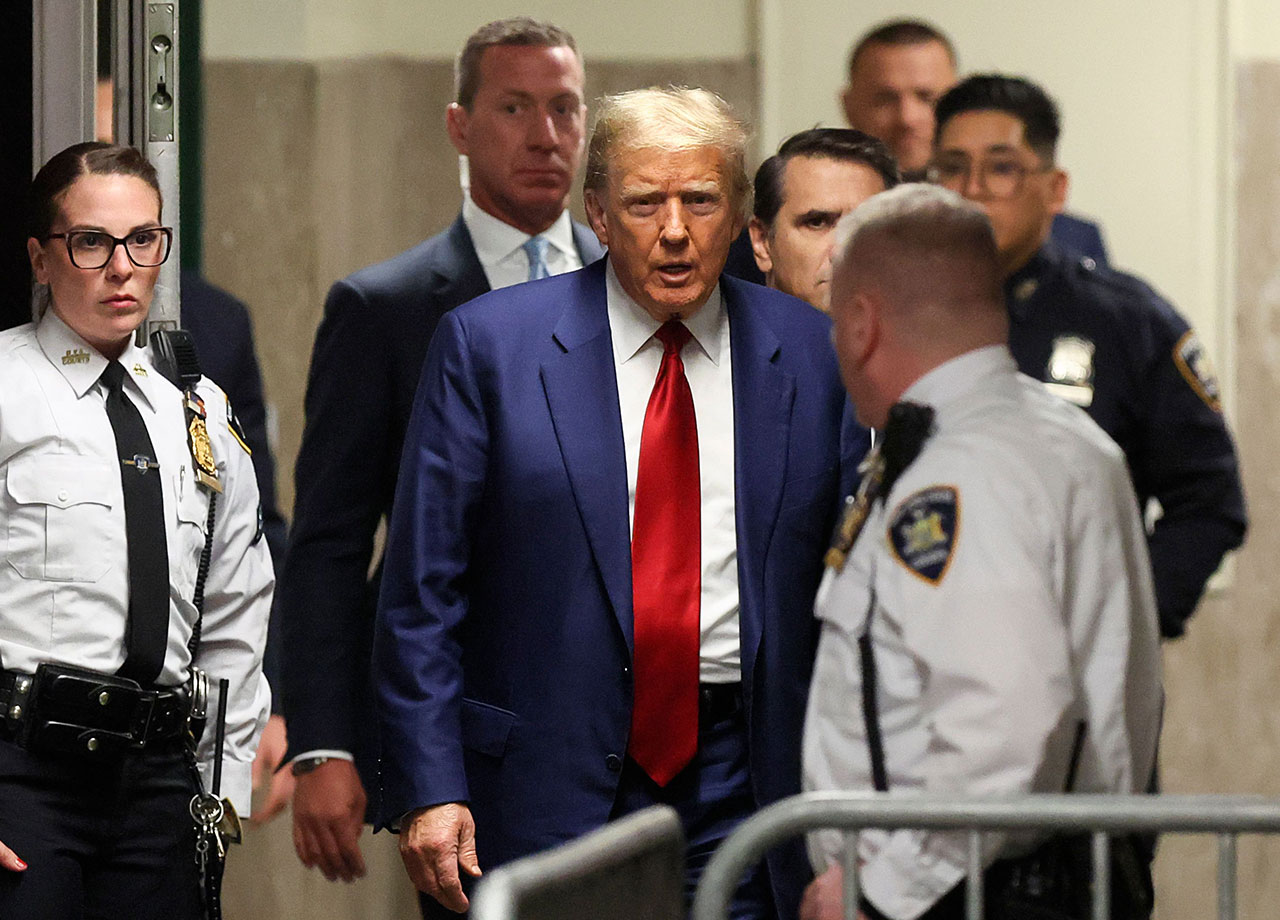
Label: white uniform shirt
xmin=0 ymin=311 xmax=274 ymax=814
xmin=802 ymin=345 xmax=1163 ymax=920
xmin=463 ymin=192 xmax=583 ymax=290
xmin=606 ymin=260 xmax=741 ymax=682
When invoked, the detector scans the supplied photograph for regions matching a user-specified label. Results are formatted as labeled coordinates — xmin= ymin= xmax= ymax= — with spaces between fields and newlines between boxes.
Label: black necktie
xmin=101 ymin=361 xmax=170 ymax=684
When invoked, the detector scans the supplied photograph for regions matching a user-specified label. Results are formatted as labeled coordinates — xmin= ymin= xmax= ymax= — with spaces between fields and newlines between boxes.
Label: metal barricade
xmin=691 ymin=792 xmax=1280 ymax=920
xmin=471 ymin=805 xmax=686 ymax=920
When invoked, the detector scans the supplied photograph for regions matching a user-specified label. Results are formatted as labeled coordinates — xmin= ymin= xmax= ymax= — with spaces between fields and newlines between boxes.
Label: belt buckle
xmin=130 ymin=690 xmax=159 ymax=747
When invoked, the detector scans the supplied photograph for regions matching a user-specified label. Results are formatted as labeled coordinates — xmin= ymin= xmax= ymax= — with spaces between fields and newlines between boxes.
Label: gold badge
xmin=187 ymin=411 xmax=223 ymax=494
xmin=132 ymin=363 xmax=148 ymax=377
xmin=61 ymin=348 xmax=89 ymax=365
xmin=1044 ymin=335 xmax=1095 ymax=407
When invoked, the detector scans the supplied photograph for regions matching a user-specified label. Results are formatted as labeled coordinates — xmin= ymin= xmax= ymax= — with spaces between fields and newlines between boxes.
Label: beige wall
xmin=199 ymin=3 xmax=1280 ymax=919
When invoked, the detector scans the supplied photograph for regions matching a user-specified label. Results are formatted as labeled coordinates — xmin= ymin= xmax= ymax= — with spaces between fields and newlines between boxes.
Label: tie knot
xmin=101 ymin=360 xmax=126 ymax=393
xmin=655 ymin=321 xmax=692 ymax=355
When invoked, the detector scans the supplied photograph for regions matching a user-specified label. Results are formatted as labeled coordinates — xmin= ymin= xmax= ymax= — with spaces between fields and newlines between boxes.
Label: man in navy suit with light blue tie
xmin=375 ymin=87 xmax=868 ymax=920
xmin=278 ymin=17 xmax=604 ymax=890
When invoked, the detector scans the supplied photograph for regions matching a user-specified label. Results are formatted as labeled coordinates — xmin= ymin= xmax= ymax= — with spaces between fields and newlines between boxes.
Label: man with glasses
xmin=929 ymin=74 xmax=1246 ymax=639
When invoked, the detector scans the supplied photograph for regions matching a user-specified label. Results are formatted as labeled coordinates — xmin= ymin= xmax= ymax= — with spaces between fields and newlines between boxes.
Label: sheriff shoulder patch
xmin=1173 ymin=330 xmax=1222 ymax=412
xmin=887 ymin=486 xmax=960 ymax=585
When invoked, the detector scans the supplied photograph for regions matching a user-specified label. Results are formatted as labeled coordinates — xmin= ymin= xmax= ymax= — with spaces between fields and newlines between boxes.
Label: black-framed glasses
xmin=44 ymin=227 xmax=173 ymax=269
xmin=925 ymin=158 xmax=1053 ymax=199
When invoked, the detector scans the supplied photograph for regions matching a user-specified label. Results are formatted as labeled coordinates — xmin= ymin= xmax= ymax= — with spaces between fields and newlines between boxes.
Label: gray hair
xmin=584 ymin=86 xmax=750 ymax=216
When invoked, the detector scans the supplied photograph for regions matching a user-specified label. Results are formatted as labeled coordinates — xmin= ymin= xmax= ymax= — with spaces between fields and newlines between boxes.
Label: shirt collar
xmin=35 ymin=308 xmax=163 ymax=409
xmin=604 ymin=258 xmax=725 ymax=366
xmin=900 ymin=344 xmax=1017 ymax=411
xmin=462 ymin=192 xmax=577 ymax=263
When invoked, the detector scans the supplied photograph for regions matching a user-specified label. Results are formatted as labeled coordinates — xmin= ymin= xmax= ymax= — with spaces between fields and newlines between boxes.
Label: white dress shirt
xmin=605 ymin=260 xmax=741 ymax=683
xmin=462 ymin=193 xmax=583 ymax=290
xmin=0 ymin=311 xmax=274 ymax=815
xmin=803 ymin=346 xmax=1163 ymax=919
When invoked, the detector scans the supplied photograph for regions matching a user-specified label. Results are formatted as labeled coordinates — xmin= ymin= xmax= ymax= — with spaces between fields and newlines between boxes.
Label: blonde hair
xmin=584 ymin=86 xmax=750 ymax=215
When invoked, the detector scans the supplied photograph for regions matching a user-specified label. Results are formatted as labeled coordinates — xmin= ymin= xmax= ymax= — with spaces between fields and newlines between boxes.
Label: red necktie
xmin=629 ymin=320 xmax=700 ymax=787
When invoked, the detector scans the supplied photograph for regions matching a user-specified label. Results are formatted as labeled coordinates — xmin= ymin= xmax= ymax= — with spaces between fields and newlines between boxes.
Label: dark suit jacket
xmin=1051 ymin=212 xmax=1108 ymax=265
xmin=374 ymin=259 xmax=866 ymax=919
xmin=181 ymin=272 xmax=288 ymax=703
xmin=278 ymin=215 xmax=602 ymax=800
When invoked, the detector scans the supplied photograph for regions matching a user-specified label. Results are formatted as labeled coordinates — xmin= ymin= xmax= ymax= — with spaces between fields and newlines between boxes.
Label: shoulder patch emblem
xmin=1173 ymin=331 xmax=1221 ymax=412
xmin=888 ymin=486 xmax=960 ymax=585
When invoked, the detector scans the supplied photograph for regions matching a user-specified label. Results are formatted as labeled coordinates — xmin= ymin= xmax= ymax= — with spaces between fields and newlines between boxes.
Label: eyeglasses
xmin=44 ymin=227 xmax=173 ymax=269
xmin=925 ymin=158 xmax=1053 ymax=199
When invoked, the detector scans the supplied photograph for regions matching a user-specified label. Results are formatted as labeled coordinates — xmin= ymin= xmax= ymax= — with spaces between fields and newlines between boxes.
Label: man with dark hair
xmin=840 ymin=19 xmax=956 ymax=180
xmin=278 ymin=15 xmax=603 ymax=889
xmin=838 ymin=19 xmax=1106 ymax=262
xmin=930 ymin=73 xmax=1247 ymax=638
xmin=748 ymin=128 xmax=899 ymax=312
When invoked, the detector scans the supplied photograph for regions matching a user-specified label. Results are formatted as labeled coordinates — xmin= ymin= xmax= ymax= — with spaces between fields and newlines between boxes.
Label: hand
xmin=291 ymin=758 xmax=368 ymax=882
xmin=0 ymin=839 xmax=25 ymax=873
xmin=800 ymin=866 xmax=868 ymax=920
xmin=399 ymin=802 xmax=481 ymax=913
xmin=249 ymin=714 xmax=294 ymax=826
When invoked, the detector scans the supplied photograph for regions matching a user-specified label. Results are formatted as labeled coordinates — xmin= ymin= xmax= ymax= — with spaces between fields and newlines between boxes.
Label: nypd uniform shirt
xmin=1005 ymin=242 xmax=1246 ymax=637
xmin=0 ymin=311 xmax=273 ymax=815
xmin=802 ymin=346 xmax=1163 ymax=920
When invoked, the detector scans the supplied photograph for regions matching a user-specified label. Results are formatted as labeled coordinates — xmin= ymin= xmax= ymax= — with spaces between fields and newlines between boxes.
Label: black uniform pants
xmin=0 ymin=736 xmax=202 ymax=919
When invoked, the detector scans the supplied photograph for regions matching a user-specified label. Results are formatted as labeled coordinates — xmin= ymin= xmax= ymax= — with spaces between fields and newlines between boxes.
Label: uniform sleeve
xmin=1131 ymin=299 xmax=1246 ymax=637
xmin=858 ymin=468 xmax=1076 ymax=919
xmin=276 ymin=278 xmax=394 ymax=755
xmin=372 ymin=310 xmax=488 ymax=827
xmin=193 ymin=386 xmax=274 ymax=817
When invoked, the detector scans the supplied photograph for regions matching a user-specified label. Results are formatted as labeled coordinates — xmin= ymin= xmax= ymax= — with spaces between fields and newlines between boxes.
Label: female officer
xmin=0 ymin=142 xmax=272 ymax=918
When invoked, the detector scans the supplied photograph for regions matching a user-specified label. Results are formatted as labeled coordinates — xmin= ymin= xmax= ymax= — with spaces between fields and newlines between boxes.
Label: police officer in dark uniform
xmin=928 ymin=74 xmax=1246 ymax=638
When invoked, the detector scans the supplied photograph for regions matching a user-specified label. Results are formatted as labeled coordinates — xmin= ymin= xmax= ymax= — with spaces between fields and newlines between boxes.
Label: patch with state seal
xmin=1173 ymin=330 xmax=1222 ymax=412
xmin=887 ymin=486 xmax=960 ymax=585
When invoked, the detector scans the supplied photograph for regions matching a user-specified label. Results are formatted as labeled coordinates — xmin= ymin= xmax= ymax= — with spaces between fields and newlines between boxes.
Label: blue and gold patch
xmin=225 ymin=397 xmax=253 ymax=456
xmin=1173 ymin=330 xmax=1221 ymax=412
xmin=887 ymin=486 xmax=959 ymax=585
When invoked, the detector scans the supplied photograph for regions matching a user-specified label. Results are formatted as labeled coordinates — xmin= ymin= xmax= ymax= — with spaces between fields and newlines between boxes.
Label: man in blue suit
xmin=278 ymin=17 xmax=604 ymax=887
xmin=375 ymin=87 xmax=867 ymax=920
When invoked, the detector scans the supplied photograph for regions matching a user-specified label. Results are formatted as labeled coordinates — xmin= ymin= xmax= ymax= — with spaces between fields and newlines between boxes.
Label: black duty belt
xmin=0 ymin=663 xmax=190 ymax=758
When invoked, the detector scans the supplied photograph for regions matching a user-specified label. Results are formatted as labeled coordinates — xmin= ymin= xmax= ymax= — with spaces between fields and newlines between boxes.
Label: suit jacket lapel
xmin=540 ymin=261 xmax=634 ymax=648
xmin=434 ymin=215 xmax=491 ymax=305
xmin=726 ymin=279 xmax=794 ymax=679
xmin=571 ymin=221 xmax=606 ymax=266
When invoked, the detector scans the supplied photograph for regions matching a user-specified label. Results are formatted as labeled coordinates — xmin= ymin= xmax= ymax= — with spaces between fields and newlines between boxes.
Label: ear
xmin=840 ymin=86 xmax=858 ymax=126
xmin=445 ymin=103 xmax=470 ymax=156
xmin=28 ymin=237 xmax=50 ymax=285
xmin=584 ymin=188 xmax=609 ymax=248
xmin=747 ymin=217 xmax=773 ymax=276
xmin=1048 ymin=167 xmax=1069 ymax=216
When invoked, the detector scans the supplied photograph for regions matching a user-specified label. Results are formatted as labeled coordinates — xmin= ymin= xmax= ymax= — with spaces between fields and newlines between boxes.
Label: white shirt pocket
xmin=4 ymin=454 xmax=115 ymax=582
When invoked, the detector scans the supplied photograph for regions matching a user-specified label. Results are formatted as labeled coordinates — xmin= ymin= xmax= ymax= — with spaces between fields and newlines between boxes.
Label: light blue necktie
xmin=523 ymin=236 xmax=551 ymax=281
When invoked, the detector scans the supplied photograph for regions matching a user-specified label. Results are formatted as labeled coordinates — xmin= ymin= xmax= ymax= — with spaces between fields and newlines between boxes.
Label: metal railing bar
xmin=841 ymin=831 xmax=859 ymax=920
xmin=691 ymin=794 xmax=1280 ymax=920
xmin=966 ymin=830 xmax=983 ymax=920
xmin=1217 ymin=832 xmax=1237 ymax=920
xmin=1091 ymin=831 xmax=1110 ymax=920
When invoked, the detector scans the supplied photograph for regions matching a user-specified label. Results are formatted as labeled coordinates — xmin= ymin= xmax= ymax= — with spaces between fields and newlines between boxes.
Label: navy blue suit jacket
xmin=181 ymin=272 xmax=288 ymax=702
xmin=279 ymin=216 xmax=603 ymax=797
xmin=374 ymin=260 xmax=866 ymax=918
